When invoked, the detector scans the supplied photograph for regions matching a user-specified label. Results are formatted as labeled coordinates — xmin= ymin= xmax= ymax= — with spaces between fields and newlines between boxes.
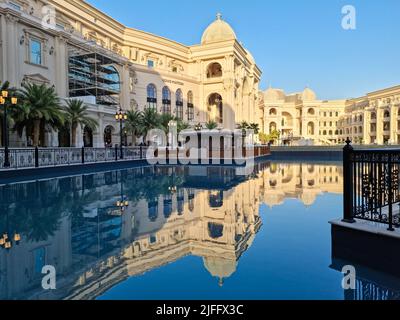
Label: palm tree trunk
xmin=71 ymin=123 xmax=77 ymax=147
xmin=33 ymin=119 xmax=41 ymax=147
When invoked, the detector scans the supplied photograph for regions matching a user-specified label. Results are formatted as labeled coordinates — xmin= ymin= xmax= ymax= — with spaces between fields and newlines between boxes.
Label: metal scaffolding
xmin=68 ymin=41 xmax=122 ymax=106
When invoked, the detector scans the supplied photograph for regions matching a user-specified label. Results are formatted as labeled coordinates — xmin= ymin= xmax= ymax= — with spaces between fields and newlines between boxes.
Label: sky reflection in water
xmin=0 ymin=161 xmax=399 ymax=300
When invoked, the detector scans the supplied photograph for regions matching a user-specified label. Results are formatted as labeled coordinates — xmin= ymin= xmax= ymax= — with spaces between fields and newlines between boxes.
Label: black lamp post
xmin=115 ymin=108 xmax=127 ymax=160
xmin=194 ymin=123 xmax=202 ymax=162
xmin=1 ymin=91 xmax=18 ymax=168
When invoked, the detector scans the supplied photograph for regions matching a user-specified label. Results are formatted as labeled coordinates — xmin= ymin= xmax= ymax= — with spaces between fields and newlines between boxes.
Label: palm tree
xmin=205 ymin=120 xmax=218 ymax=130
xmin=125 ymin=110 xmax=143 ymax=145
xmin=18 ymin=83 xmax=64 ymax=146
xmin=64 ymin=99 xmax=98 ymax=147
xmin=141 ymin=108 xmax=160 ymax=141
xmin=177 ymin=119 xmax=190 ymax=133
xmin=158 ymin=113 xmax=175 ymax=134
xmin=249 ymin=123 xmax=260 ymax=135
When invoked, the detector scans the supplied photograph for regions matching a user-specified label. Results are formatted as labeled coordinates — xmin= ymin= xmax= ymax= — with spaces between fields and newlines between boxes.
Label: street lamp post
xmin=115 ymin=108 xmax=127 ymax=160
xmin=194 ymin=123 xmax=202 ymax=162
xmin=0 ymin=91 xmax=18 ymax=168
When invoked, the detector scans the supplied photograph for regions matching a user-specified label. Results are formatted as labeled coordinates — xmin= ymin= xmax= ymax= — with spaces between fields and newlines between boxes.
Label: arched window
xmin=208 ymin=223 xmax=223 ymax=239
xmin=176 ymin=89 xmax=183 ymax=119
xmin=187 ymin=91 xmax=194 ymax=121
xmin=162 ymin=86 xmax=171 ymax=114
xmin=207 ymin=93 xmax=223 ymax=124
xmin=147 ymin=84 xmax=157 ymax=109
xmin=206 ymin=62 xmax=222 ymax=78
xmin=208 ymin=190 xmax=223 ymax=208
xmin=371 ymin=112 xmax=376 ymax=120
xmin=323 ymin=130 xmax=327 ymax=136
xmin=329 ymin=130 xmax=333 ymax=135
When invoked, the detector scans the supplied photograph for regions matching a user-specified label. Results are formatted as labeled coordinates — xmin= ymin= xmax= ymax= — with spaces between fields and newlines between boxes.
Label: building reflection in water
xmin=0 ymin=162 xmax=398 ymax=300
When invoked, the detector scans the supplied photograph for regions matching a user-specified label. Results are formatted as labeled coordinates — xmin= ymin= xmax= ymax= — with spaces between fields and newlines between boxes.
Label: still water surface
xmin=0 ymin=161 xmax=399 ymax=300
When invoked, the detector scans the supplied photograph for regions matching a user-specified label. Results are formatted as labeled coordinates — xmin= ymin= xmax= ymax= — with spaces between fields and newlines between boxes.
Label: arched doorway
xmin=83 ymin=126 xmax=93 ymax=147
xmin=104 ymin=125 xmax=114 ymax=147
xmin=269 ymin=122 xmax=277 ymax=133
xmin=207 ymin=93 xmax=223 ymax=124
xmin=58 ymin=126 xmax=70 ymax=147
xmin=307 ymin=122 xmax=315 ymax=135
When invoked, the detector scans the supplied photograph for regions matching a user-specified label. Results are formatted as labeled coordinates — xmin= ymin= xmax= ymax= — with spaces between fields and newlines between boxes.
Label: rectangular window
xmin=147 ymin=60 xmax=154 ymax=68
xmin=30 ymin=39 xmax=42 ymax=65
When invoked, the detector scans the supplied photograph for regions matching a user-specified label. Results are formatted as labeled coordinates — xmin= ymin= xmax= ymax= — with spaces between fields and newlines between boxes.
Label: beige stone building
xmin=259 ymin=85 xmax=400 ymax=146
xmin=338 ymin=85 xmax=400 ymax=145
xmin=259 ymin=87 xmax=347 ymax=145
xmin=0 ymin=0 xmax=261 ymax=148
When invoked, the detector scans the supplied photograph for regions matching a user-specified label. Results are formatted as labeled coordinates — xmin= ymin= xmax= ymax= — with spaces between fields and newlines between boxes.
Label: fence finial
xmin=345 ymin=137 xmax=352 ymax=146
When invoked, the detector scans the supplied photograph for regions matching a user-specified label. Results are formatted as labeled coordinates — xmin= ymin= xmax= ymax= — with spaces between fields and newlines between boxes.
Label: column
xmin=363 ymin=111 xmax=371 ymax=144
xmin=55 ymin=36 xmax=68 ymax=98
xmin=390 ymin=106 xmax=398 ymax=144
xmin=5 ymin=14 xmax=18 ymax=86
xmin=120 ymin=64 xmax=130 ymax=109
xmin=93 ymin=113 xmax=104 ymax=147
xmin=376 ymin=108 xmax=384 ymax=144
xmin=76 ymin=126 xmax=84 ymax=147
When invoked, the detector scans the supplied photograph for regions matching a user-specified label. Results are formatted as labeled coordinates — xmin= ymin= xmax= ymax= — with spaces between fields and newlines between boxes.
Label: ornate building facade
xmin=259 ymin=85 xmax=400 ymax=146
xmin=0 ymin=0 xmax=261 ymax=147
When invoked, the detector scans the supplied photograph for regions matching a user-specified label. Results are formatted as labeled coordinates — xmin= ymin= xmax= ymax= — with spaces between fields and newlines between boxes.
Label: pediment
xmin=22 ymin=74 xmax=50 ymax=85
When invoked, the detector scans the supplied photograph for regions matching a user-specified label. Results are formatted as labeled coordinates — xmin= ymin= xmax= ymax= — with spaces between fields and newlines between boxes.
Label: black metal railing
xmin=0 ymin=146 xmax=147 ymax=170
xmin=0 ymin=145 xmax=270 ymax=170
xmin=343 ymin=139 xmax=400 ymax=230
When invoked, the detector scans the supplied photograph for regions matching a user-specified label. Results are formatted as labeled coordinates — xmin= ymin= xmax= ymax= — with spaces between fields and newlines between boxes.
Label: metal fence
xmin=0 ymin=145 xmax=270 ymax=170
xmin=0 ymin=146 xmax=147 ymax=170
xmin=343 ymin=140 xmax=400 ymax=230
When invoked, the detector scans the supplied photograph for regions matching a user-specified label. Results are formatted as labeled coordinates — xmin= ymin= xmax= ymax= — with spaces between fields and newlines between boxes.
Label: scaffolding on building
xmin=68 ymin=41 xmax=125 ymax=106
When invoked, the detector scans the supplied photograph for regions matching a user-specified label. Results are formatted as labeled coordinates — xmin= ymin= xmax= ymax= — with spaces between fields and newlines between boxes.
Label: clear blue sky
xmin=86 ymin=0 xmax=400 ymax=100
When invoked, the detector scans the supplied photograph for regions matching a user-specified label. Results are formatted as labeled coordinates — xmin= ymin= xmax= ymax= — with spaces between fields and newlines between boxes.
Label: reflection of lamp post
xmin=0 ymin=210 xmax=21 ymax=250
xmin=115 ymin=108 xmax=127 ymax=159
xmin=168 ymin=186 xmax=177 ymax=194
xmin=115 ymin=174 xmax=129 ymax=213
xmin=1 ymin=91 xmax=18 ymax=168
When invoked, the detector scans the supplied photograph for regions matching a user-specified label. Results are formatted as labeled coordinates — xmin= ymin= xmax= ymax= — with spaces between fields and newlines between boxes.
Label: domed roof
xmin=203 ymin=256 xmax=237 ymax=286
xmin=264 ymin=87 xmax=286 ymax=101
xmin=302 ymin=87 xmax=317 ymax=101
xmin=201 ymin=13 xmax=237 ymax=44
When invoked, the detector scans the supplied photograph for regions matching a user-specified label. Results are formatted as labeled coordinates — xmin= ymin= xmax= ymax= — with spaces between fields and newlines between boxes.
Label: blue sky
xmin=86 ymin=0 xmax=400 ymax=100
